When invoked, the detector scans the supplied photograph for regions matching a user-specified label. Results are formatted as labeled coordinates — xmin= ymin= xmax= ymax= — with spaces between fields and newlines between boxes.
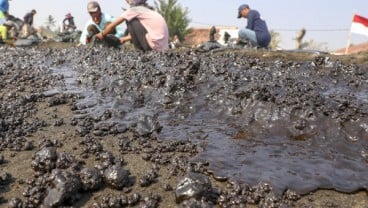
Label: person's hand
xmin=95 ymin=32 xmax=104 ymax=40
xmin=119 ymin=37 xmax=127 ymax=44
xmin=119 ymin=34 xmax=131 ymax=43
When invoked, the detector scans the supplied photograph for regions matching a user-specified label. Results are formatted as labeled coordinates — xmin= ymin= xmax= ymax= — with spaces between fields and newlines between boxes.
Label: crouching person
xmin=0 ymin=20 xmax=15 ymax=44
xmin=237 ymin=4 xmax=271 ymax=49
xmin=79 ymin=1 xmax=125 ymax=47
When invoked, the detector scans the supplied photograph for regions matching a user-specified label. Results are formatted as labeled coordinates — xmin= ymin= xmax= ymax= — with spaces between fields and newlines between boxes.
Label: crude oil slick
xmin=0 ymin=45 xmax=367 ymax=207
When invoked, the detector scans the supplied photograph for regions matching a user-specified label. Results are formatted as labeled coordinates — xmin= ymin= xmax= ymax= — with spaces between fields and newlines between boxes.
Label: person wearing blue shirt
xmin=237 ymin=4 xmax=271 ymax=48
xmin=0 ymin=0 xmax=10 ymax=25
xmin=79 ymin=1 xmax=125 ymax=46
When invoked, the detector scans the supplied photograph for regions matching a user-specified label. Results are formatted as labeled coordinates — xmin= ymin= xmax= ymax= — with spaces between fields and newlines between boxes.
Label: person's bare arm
xmin=96 ymin=16 xmax=125 ymax=40
xmin=119 ymin=34 xmax=131 ymax=43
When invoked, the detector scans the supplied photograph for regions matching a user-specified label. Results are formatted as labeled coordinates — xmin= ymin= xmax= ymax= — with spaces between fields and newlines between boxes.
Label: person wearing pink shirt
xmin=96 ymin=0 xmax=169 ymax=51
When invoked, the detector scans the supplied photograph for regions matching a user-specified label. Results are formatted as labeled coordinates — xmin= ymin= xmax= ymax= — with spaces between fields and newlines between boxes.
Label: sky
xmin=9 ymin=0 xmax=368 ymax=51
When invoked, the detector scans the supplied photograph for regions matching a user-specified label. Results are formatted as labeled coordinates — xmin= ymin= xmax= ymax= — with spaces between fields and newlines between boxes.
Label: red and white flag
xmin=350 ymin=14 xmax=368 ymax=37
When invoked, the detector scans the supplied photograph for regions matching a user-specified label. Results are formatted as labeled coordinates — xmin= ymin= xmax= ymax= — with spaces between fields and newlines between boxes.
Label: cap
xmin=31 ymin=9 xmax=37 ymax=14
xmin=87 ymin=1 xmax=100 ymax=12
xmin=237 ymin=4 xmax=249 ymax=18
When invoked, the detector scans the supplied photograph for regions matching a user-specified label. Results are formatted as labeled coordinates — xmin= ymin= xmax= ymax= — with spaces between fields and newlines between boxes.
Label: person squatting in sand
xmin=95 ymin=0 xmax=169 ymax=51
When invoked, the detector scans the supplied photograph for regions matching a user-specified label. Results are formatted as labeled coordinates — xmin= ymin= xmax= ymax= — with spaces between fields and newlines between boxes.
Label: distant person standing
xmin=24 ymin=9 xmax=37 ymax=26
xmin=237 ymin=4 xmax=271 ymax=48
xmin=95 ymin=0 xmax=169 ymax=51
xmin=0 ymin=0 xmax=10 ymax=24
xmin=21 ymin=9 xmax=38 ymax=39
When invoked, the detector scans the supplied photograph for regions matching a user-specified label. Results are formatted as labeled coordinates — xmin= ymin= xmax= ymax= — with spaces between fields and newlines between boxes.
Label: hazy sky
xmin=9 ymin=0 xmax=368 ymax=50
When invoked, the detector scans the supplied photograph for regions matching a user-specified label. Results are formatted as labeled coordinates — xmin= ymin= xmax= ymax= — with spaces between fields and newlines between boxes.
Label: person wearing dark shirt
xmin=21 ymin=9 xmax=39 ymax=39
xmin=95 ymin=0 xmax=169 ymax=51
xmin=237 ymin=4 xmax=271 ymax=48
xmin=23 ymin=9 xmax=36 ymax=26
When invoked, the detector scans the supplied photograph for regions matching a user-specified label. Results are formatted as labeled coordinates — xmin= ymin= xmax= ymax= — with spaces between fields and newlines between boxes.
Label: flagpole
xmin=345 ymin=31 xmax=352 ymax=55
xmin=345 ymin=14 xmax=355 ymax=55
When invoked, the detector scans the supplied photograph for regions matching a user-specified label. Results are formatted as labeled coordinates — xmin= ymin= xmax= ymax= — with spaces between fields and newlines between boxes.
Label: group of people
xmin=0 ymin=0 xmax=38 ymax=44
xmin=78 ymin=1 xmax=271 ymax=51
xmin=80 ymin=0 xmax=169 ymax=51
xmin=1 ymin=0 xmax=271 ymax=50
xmin=80 ymin=1 xmax=271 ymax=51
